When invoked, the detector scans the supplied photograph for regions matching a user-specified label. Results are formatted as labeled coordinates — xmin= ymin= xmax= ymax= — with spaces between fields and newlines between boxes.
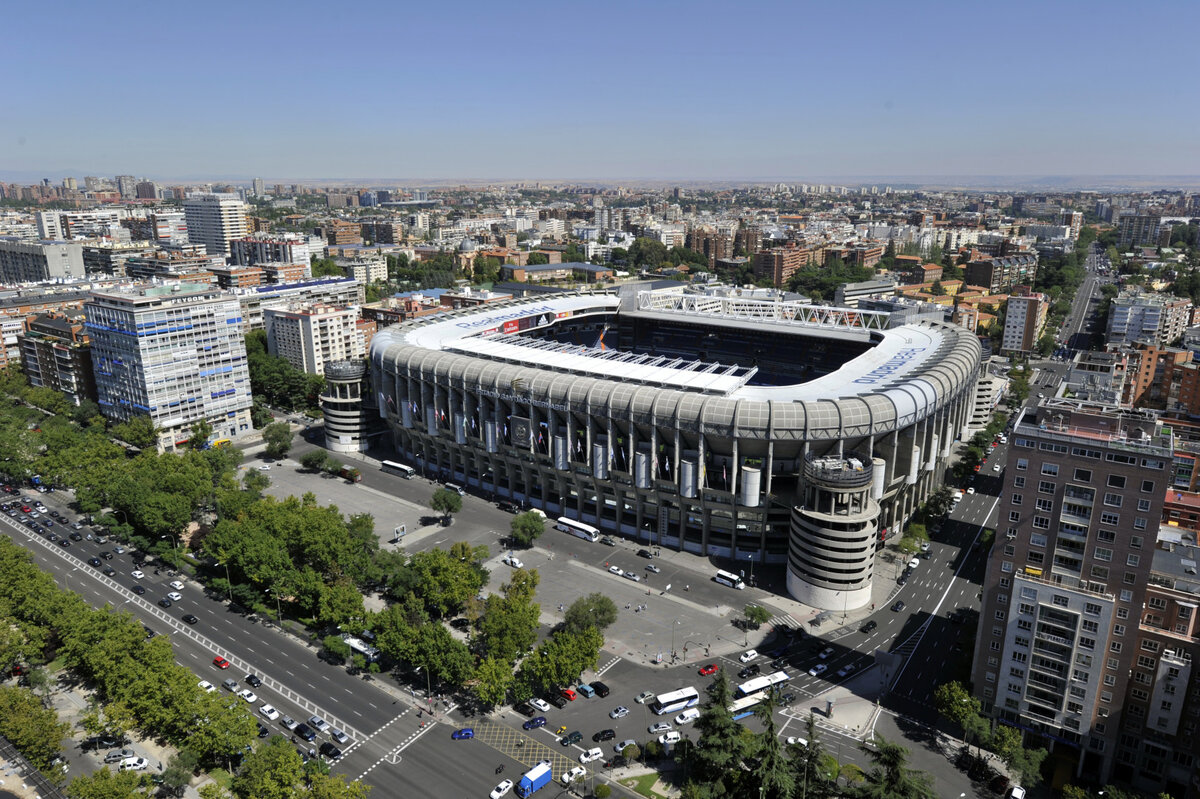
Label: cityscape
xmin=2 ymin=3 xmax=1200 ymax=799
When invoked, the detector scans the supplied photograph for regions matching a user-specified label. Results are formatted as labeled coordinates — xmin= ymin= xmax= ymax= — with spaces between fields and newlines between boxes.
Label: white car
xmin=259 ymin=704 xmax=280 ymax=721
xmin=609 ymin=706 xmax=629 ymax=719
xmin=238 ymin=689 xmax=258 ymax=703
xmin=330 ymin=728 xmax=349 ymax=744
xmin=608 ymin=565 xmax=623 ymax=576
xmin=739 ymin=649 xmax=759 ymax=663
xmin=257 ymin=464 xmax=271 ymax=471
xmin=966 ymin=487 xmax=976 ymax=494
xmin=131 ymin=570 xmax=144 ymax=579
xmin=648 ymin=722 xmax=672 ymax=734
xmin=308 ymin=716 xmax=331 ymax=734
xmin=529 ymin=698 xmax=552 ymax=713
xmin=908 ymin=558 xmax=920 ymax=570
xmin=561 ymin=767 xmax=586 ymax=786
xmin=167 ymin=591 xmax=182 ymax=601
xmin=808 ymin=663 xmax=828 ymax=677
xmin=992 ymin=463 xmax=1001 ymax=472
xmin=579 ymin=747 xmax=603 ymax=763
xmin=786 ymin=736 xmax=808 ymax=747
xmin=502 ymin=555 xmax=524 ymax=569
xmin=658 ymin=731 xmax=682 ymax=745
xmin=490 ymin=778 xmax=514 ymax=798
xmin=119 ymin=756 xmax=149 ymax=771
xmin=919 ymin=542 xmax=930 ymax=553
xmin=169 ymin=580 xmax=184 ymax=591
xmin=818 ymin=647 xmax=834 ymax=659
xmin=198 ymin=680 xmax=216 ymax=693
xmin=623 ymin=571 xmax=640 ymax=582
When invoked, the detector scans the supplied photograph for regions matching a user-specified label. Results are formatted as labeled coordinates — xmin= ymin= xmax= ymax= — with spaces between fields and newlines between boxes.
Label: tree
xmin=111 ymin=414 xmax=158 ymax=449
xmin=743 ymin=604 xmax=771 ymax=630
xmin=929 ymin=279 xmax=946 ymax=296
xmin=322 ymin=634 xmax=352 ymax=664
xmin=593 ymin=784 xmax=612 ymax=799
xmin=508 ymin=511 xmax=546 ymax=548
xmin=933 ymin=682 xmax=988 ymax=752
xmin=0 ymin=685 xmax=69 ymax=772
xmin=230 ymin=736 xmax=304 ymax=798
xmin=990 ymin=724 xmax=1047 ymax=789
xmin=789 ymin=715 xmax=837 ymax=799
xmin=749 ymin=693 xmax=794 ymax=799
xmin=477 ymin=569 xmax=540 ymax=663
xmin=472 ymin=655 xmax=514 ymax=709
xmin=629 ymin=237 xmax=668 ymax=268
xmin=853 ymin=736 xmax=935 ymax=799
xmin=526 ymin=252 xmax=549 ymax=266
xmin=562 ymin=593 xmax=618 ymax=636
xmin=301 ymin=450 xmax=332 ymax=472
xmin=430 ymin=488 xmax=462 ymax=524
xmin=188 ymin=418 xmax=214 ymax=450
xmin=306 ymin=772 xmax=373 ymax=799
xmin=243 ymin=469 xmax=270 ymax=494
xmin=261 ymin=421 xmax=294 ymax=459
xmin=685 ymin=670 xmax=746 ymax=795
xmin=66 ymin=768 xmax=149 ymax=799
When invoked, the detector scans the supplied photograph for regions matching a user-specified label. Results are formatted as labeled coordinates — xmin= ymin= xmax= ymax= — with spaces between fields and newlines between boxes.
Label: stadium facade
xmin=370 ymin=288 xmax=982 ymax=610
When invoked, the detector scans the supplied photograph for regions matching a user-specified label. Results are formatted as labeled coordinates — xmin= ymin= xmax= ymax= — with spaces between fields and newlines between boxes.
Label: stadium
xmin=369 ymin=287 xmax=982 ymax=610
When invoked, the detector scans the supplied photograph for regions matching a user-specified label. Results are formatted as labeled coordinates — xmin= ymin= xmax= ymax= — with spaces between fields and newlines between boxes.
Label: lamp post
xmin=748 ymin=552 xmax=754 ymax=587
xmin=159 ymin=534 xmax=178 ymax=567
xmin=216 ymin=561 xmax=232 ymax=602
xmin=267 ymin=588 xmax=281 ymax=626
xmin=670 ymin=620 xmax=680 ymax=664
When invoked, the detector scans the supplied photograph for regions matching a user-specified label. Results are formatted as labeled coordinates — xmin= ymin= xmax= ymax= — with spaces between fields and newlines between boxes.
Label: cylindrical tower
xmin=787 ymin=452 xmax=880 ymax=611
xmin=321 ymin=360 xmax=371 ymax=453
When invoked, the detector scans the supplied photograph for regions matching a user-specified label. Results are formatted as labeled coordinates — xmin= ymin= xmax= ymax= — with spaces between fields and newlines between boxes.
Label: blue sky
xmin=3 ymin=0 xmax=1197 ymax=181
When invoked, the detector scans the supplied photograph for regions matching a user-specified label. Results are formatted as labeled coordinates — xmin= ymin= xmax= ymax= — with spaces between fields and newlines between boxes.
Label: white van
xmin=952 ymin=489 xmax=964 ymax=503
xmin=444 ymin=483 xmax=465 ymax=496
xmin=674 ymin=708 xmax=700 ymax=725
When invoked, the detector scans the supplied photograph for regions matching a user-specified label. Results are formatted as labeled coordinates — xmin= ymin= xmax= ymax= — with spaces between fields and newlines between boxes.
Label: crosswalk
xmin=767 ymin=613 xmax=800 ymax=630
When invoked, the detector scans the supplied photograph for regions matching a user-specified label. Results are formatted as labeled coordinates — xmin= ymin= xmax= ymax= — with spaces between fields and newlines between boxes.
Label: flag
xmin=723 ymin=463 xmax=728 ymax=487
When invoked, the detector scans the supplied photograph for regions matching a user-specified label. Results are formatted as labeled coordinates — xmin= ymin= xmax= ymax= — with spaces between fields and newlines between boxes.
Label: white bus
xmin=714 ymin=569 xmax=745 ymax=590
xmin=380 ymin=460 xmax=416 ymax=479
xmin=736 ymin=670 xmax=789 ymax=698
xmin=651 ymin=686 xmax=700 ymax=716
xmin=728 ymin=691 xmax=766 ymax=721
xmin=556 ymin=516 xmax=600 ymax=543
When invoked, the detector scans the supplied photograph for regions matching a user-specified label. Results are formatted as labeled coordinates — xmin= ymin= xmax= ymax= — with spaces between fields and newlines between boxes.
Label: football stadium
xmin=370 ymin=288 xmax=981 ymax=609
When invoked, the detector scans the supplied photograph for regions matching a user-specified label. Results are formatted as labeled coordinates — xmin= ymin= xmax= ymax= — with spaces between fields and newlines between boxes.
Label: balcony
xmin=1035 ymin=627 xmax=1073 ymax=647
xmin=1063 ymin=488 xmax=1095 ymax=504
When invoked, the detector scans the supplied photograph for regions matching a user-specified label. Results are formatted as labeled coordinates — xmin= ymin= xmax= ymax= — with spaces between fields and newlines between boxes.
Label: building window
xmin=1083 ymin=619 xmax=1100 ymax=633
xmin=1097 ymin=529 xmax=1116 ymax=542
xmin=1110 ymin=642 xmax=1122 ymax=653
xmin=1100 ymin=511 xmax=1120 ymax=526
xmin=1137 ymin=499 xmax=1151 ymax=512
xmin=1019 ymin=602 xmax=1035 ymax=615
xmin=1108 ymin=475 xmax=1127 ymax=489
xmin=1124 ymin=572 xmax=1136 ymax=585
xmin=1104 ymin=674 xmax=1117 ymax=686
xmin=1011 ymin=494 xmax=1024 ymax=505
xmin=1014 ymin=636 xmax=1030 ymax=648
xmin=1141 ymin=638 xmax=1161 ymax=650
xmin=1085 ymin=602 xmax=1102 ymax=616
xmin=1079 ymin=637 xmax=1095 ymax=650
xmin=1094 ymin=548 xmax=1112 ymax=562
xmin=1027 ymin=551 xmax=1044 ymax=565
xmin=1004 ymin=545 xmax=1016 ymax=556
xmin=1038 ymin=480 xmax=1056 ymax=494
xmin=1127 ymin=555 xmax=1140 ymax=567
xmin=1030 ymin=533 xmax=1047 ymax=548
xmin=990 ymin=641 xmax=1001 ymax=651
xmin=1042 ymin=463 xmax=1059 ymax=476
xmin=1074 ymin=468 xmax=1092 ymax=482
xmin=1014 ymin=476 xmax=1026 ymax=488
xmin=995 ymin=610 xmax=1006 ymax=620
xmin=1001 ymin=561 xmax=1014 ymax=573
xmin=1016 ymin=459 xmax=1028 ymax=471
xmin=999 ymin=577 xmax=1011 ymax=588
xmin=1180 ymin=606 xmax=1192 ymax=619
xmin=1141 ymin=480 xmax=1155 ymax=493
xmin=997 ymin=593 xmax=1009 ymax=605
xmin=1090 ymin=566 xmax=1109 ymax=580
xmin=1130 ymin=535 xmax=1143 ymax=549
xmin=1103 ymin=492 xmax=1123 ymax=507
xmin=1120 ymin=590 xmax=1133 ymax=602
xmin=1134 ymin=517 xmax=1147 ymax=530
xmin=1137 ymin=655 xmax=1156 ymax=669
xmin=1035 ymin=499 xmax=1053 ymax=513
xmin=1130 ymin=688 xmax=1149 ymax=701
xmin=1053 ymin=595 xmax=1070 ymax=607
xmin=1114 ymin=624 xmax=1125 ymax=636
xmin=993 ymin=626 xmax=1004 ymax=637
xmin=1008 ymin=511 xmax=1021 ymax=523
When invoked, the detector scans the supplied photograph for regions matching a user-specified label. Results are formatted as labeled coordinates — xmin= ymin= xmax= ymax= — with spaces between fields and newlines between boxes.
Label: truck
xmin=516 ymin=761 xmax=553 ymax=797
xmin=339 ymin=466 xmax=362 ymax=483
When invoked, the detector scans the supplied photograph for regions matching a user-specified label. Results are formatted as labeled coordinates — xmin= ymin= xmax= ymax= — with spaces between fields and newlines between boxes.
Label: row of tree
xmin=245 ymin=330 xmax=325 ymax=413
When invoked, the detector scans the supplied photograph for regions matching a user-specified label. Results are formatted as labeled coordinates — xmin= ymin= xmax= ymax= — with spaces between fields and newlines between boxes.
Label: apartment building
xmin=85 ymin=283 xmax=253 ymax=450
xmin=18 ymin=314 xmax=96 ymax=406
xmin=963 ymin=254 xmax=1039 ymax=293
xmin=1106 ymin=291 xmax=1192 ymax=348
xmin=973 ymin=402 xmax=1172 ymax=786
xmin=752 ymin=245 xmax=811 ymax=287
xmin=1119 ymin=214 xmax=1166 ymax=248
xmin=0 ymin=237 xmax=85 ymax=282
xmin=183 ymin=194 xmax=249 ymax=257
xmin=335 ymin=257 xmax=387 ymax=285
xmin=1002 ymin=289 xmax=1049 ymax=355
xmin=228 ymin=233 xmax=311 ymax=267
xmin=233 ymin=276 xmax=365 ymax=332
xmin=264 ymin=304 xmax=365 ymax=375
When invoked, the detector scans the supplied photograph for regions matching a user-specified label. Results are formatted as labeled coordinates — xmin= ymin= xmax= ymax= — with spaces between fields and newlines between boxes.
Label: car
xmin=599 ymin=536 xmax=616 ymax=546
xmin=58 ymin=539 xmax=70 ymax=548
xmin=658 ymin=731 xmax=682 ymax=745
xmin=698 ymin=663 xmax=719 ymax=676
xmin=836 ymin=664 xmax=857 ymax=678
xmin=103 ymin=748 xmax=136 ymax=763
xmin=609 ymin=706 xmax=629 ymax=719
xmin=319 ymin=742 xmax=343 ymax=759
xmin=891 ymin=601 xmax=906 ymax=612
xmin=576 ymin=683 xmax=595 ymax=698
xmin=919 ymin=542 xmax=930 ymax=553
xmin=523 ymin=716 xmax=547 ymax=730
xmin=158 ymin=598 xmax=172 ymax=608
xmin=198 ymin=680 xmax=217 ymax=693
xmin=860 ymin=620 xmax=878 ymax=634
xmin=623 ymin=570 xmax=640 ymax=581
xmin=992 ymin=463 xmax=1001 ymax=472
xmin=778 ymin=692 xmax=796 ymax=707
xmin=169 ymin=580 xmax=184 ymax=590
xmin=1038 ymin=393 xmax=1045 ymax=399
xmin=119 ymin=756 xmax=149 ymax=772
xmin=502 ymin=555 xmax=524 ymax=569
xmin=786 ymin=736 xmax=808 ymax=747
xmin=99 ymin=550 xmax=112 ymax=560
xmin=608 ymin=565 xmax=623 ymax=576
xmin=560 ymin=687 xmax=577 ymax=701
xmin=113 ymin=546 xmax=125 ymax=554
xmin=257 ymin=464 xmax=271 ymax=471
xmin=645 ymin=564 xmax=661 ymax=573
xmin=259 ymin=704 xmax=280 ymax=720
xmin=451 ymin=727 xmax=475 ymax=740
xmin=561 ymin=767 xmax=586 ymax=786
xmin=897 ymin=574 xmax=908 ymax=586
xmin=167 ymin=591 xmax=182 ymax=601
xmin=592 ymin=728 xmax=615 ymax=742
xmin=496 ymin=501 xmax=522 ymax=514
xmin=221 ymin=678 xmax=239 ymax=692
xmin=257 ymin=722 xmax=270 ymax=739
xmin=330 ymin=729 xmax=349 ymax=745
xmin=1008 ymin=787 xmax=1026 ymax=799
xmin=739 ymin=649 xmax=759 ymax=663
xmin=182 ymin=614 xmax=199 ymax=625
xmin=580 ymin=747 xmax=603 ymax=763
xmin=529 ymin=698 xmax=552 ymax=713
xmin=513 ymin=700 xmax=536 ymax=717
xmin=213 ymin=656 xmax=231 ymax=670
xmin=295 ymin=723 xmax=317 ymax=742
xmin=908 ymin=558 xmax=920 ymax=569
xmin=636 ymin=548 xmax=654 ymax=559
xmin=559 ymin=730 xmax=582 ymax=746
xmin=648 ymin=722 xmax=672 ymax=734
xmin=738 ymin=664 xmax=761 ymax=679
xmin=808 ymin=663 xmax=828 ymax=676
xmin=615 ymin=739 xmax=637 ymax=754
xmin=635 ymin=691 xmax=656 ymax=704
xmin=966 ymin=487 xmax=975 ymax=494
xmin=308 ymin=716 xmax=331 ymax=734
xmin=130 ymin=585 xmax=146 ymax=595
xmin=238 ymin=689 xmax=258 ymax=703
xmin=490 ymin=778 xmax=515 ymax=799
xmin=280 ymin=716 xmax=298 ymax=731
xmin=245 ymin=674 xmax=262 ymax=688
xmin=770 ymin=657 xmax=788 ymax=670
xmin=818 ymin=647 xmax=834 ymax=659
xmin=88 ymin=557 xmax=101 ymax=567
xmin=591 ymin=680 xmax=610 ymax=698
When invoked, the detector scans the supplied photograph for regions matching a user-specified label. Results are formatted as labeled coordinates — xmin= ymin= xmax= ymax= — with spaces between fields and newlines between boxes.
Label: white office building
xmin=265 ymin=304 xmax=365 ymax=375
xmin=183 ymin=194 xmax=248 ymax=258
xmin=85 ymin=283 xmax=253 ymax=451
xmin=0 ymin=237 xmax=86 ymax=282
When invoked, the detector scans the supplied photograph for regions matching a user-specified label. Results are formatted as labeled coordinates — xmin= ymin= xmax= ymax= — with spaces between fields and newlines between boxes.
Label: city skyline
xmin=3 ymin=0 xmax=1197 ymax=181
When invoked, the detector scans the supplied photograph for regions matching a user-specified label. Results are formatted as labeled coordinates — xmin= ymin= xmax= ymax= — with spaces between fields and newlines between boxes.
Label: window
xmin=1009 ymin=667 xmax=1026 ymax=679
xmin=1117 ymin=607 xmax=1129 ymax=619
xmin=1108 ymin=475 xmax=1127 ymax=489
xmin=1074 ymin=468 xmax=1092 ymax=482
xmin=1121 ymin=590 xmax=1134 ymax=602
xmin=1038 ymin=480 xmax=1056 ymax=494
xmin=1008 ymin=511 xmax=1021 ymax=523
xmin=1162 ymin=701 xmax=1174 ymax=711
xmin=1042 ymin=463 xmax=1059 ymax=476
xmin=1072 ymin=669 xmax=1090 ymax=683
xmin=1180 ymin=606 xmax=1192 ymax=619
xmin=1104 ymin=492 xmax=1123 ymax=507
xmin=1131 ymin=535 xmax=1143 ymax=549
xmin=1007 ymin=682 xmax=1022 ymax=694
xmin=1027 ymin=551 xmax=1044 ymax=565
xmin=1124 ymin=572 xmax=1137 ymax=585
xmin=1085 ymin=603 xmax=1102 ymax=616
xmin=1070 ymin=685 xmax=1087 ymax=698
xmin=1110 ymin=642 xmax=1122 ymax=653
xmin=1100 ymin=512 xmax=1120 ymax=526
xmin=1127 ymin=555 xmax=1140 ymax=567
xmin=1033 ymin=516 xmax=1050 ymax=529
xmin=1080 ymin=637 xmax=1096 ymax=650
xmin=995 ymin=610 xmax=1007 ymax=620
xmin=1011 ymin=493 xmax=1023 ymax=505
xmin=999 ymin=577 xmax=1011 ymax=588
xmin=1137 ymin=655 xmax=1156 ymax=669
xmin=1083 ymin=620 xmax=1100 ymax=633
xmin=1016 ymin=458 xmax=1028 ymax=471
xmin=1019 ymin=603 xmax=1036 ymax=615
xmin=1036 ymin=498 xmax=1053 ymax=511
xmin=1137 ymin=499 xmax=1151 ymax=512
xmin=1001 ymin=561 xmax=1014 ymax=573
xmin=1014 ymin=636 xmax=1030 ymax=648
xmin=990 ymin=641 xmax=1001 ymax=651
xmin=1091 ymin=566 xmax=1109 ymax=580
xmin=1130 ymin=688 xmax=1149 ymax=701
xmin=1104 ymin=674 xmax=1117 ymax=686
xmin=1011 ymin=651 xmax=1027 ymax=664
xmin=1141 ymin=480 xmax=1155 ymax=493
xmin=1053 ymin=594 xmax=1070 ymax=607
xmin=1114 ymin=625 xmax=1125 ymax=636
xmin=1004 ymin=544 xmax=1016 ymax=556
xmin=1014 ymin=477 xmax=1026 ymax=488
xmin=1134 ymin=517 xmax=1147 ymax=530
xmin=1030 ymin=533 xmax=1047 ymax=547
xmin=1141 ymin=638 xmax=1161 ymax=650
xmin=1098 ymin=529 xmax=1116 ymax=542
xmin=1095 ymin=547 xmax=1112 ymax=562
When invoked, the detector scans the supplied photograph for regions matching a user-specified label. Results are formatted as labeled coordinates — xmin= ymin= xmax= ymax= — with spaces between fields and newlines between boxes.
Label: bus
xmin=728 ymin=691 xmax=766 ymax=721
xmin=212 ymin=438 xmax=232 ymax=450
xmin=651 ymin=687 xmax=699 ymax=716
xmin=714 ymin=569 xmax=745 ymax=590
xmin=736 ymin=670 xmax=789 ymax=698
xmin=556 ymin=516 xmax=600 ymax=543
xmin=380 ymin=460 xmax=416 ymax=479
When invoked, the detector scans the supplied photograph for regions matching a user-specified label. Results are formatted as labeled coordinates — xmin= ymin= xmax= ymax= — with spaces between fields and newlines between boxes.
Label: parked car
xmin=590 ymin=680 xmax=610 ymax=698
xmin=523 ymin=716 xmax=547 ymax=731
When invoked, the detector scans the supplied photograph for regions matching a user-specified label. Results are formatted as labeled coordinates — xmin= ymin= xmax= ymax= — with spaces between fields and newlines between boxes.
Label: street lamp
xmin=670 ymin=620 xmax=681 ymax=664
xmin=266 ymin=588 xmax=281 ymax=626
xmin=748 ymin=552 xmax=754 ymax=587
xmin=159 ymin=534 xmax=178 ymax=566
xmin=216 ymin=561 xmax=232 ymax=602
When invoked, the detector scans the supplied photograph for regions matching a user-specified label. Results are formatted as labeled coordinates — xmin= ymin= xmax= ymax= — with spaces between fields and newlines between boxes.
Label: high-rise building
xmin=183 ymin=194 xmax=249 ymax=258
xmin=963 ymin=254 xmax=1039 ymax=293
xmin=228 ymin=233 xmax=311 ymax=267
xmin=0 ymin=237 xmax=85 ymax=282
xmin=115 ymin=175 xmax=138 ymax=198
xmin=1118 ymin=214 xmax=1163 ymax=248
xmin=972 ymin=402 xmax=1172 ymax=786
xmin=264 ymin=304 xmax=365 ymax=375
xmin=36 ymin=211 xmax=63 ymax=241
xmin=1002 ymin=289 xmax=1049 ymax=355
xmin=135 ymin=181 xmax=159 ymax=200
xmin=252 ymin=177 xmax=265 ymax=197
xmin=18 ymin=314 xmax=96 ymax=406
xmin=1106 ymin=290 xmax=1192 ymax=348
xmin=1060 ymin=209 xmax=1084 ymax=240
xmin=85 ymin=283 xmax=253 ymax=450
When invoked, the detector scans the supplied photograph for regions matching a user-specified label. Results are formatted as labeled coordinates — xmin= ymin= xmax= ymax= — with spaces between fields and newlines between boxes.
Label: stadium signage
xmin=477 ymin=388 xmax=570 ymax=413
xmin=454 ymin=305 xmax=558 ymax=330
xmin=852 ymin=347 xmax=927 ymax=385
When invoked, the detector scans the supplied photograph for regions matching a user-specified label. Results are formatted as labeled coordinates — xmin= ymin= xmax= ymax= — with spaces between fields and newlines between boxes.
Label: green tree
xmin=300 ymin=450 xmax=331 ymax=472
xmin=562 ymin=593 xmax=618 ymax=636
xmin=593 ymin=784 xmax=612 ymax=799
xmin=188 ymin=418 xmax=214 ymax=450
xmin=261 ymin=421 xmax=294 ymax=459
xmin=306 ymin=771 xmax=373 ymax=799
xmin=407 ymin=545 xmax=487 ymax=619
xmin=685 ymin=670 xmax=746 ymax=795
xmin=525 ymin=252 xmax=549 ymax=266
xmin=477 ymin=569 xmax=540 ymax=663
xmin=111 ymin=414 xmax=159 ymax=449
xmin=322 ymin=634 xmax=352 ymax=664
xmin=508 ymin=511 xmax=546 ymax=548
xmin=789 ymin=715 xmax=837 ymax=799
xmin=430 ymin=488 xmax=463 ymax=524
xmin=66 ymin=768 xmax=149 ymax=799
xmin=929 ymin=279 xmax=946 ymax=296
xmin=0 ymin=685 xmax=69 ymax=771
xmin=853 ymin=736 xmax=935 ymax=799
xmin=230 ymin=736 xmax=304 ymax=799
xmin=743 ymin=604 xmax=772 ymax=629
xmin=472 ymin=655 xmax=515 ymax=709
xmin=933 ymin=682 xmax=989 ymax=751
xmin=749 ymin=693 xmax=794 ymax=799
xmin=629 ymin=237 xmax=668 ymax=268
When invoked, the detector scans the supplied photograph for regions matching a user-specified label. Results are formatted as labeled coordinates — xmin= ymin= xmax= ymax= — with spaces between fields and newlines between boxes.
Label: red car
xmin=212 ymin=656 xmax=231 ymax=670
xmin=560 ymin=688 xmax=577 ymax=701
xmin=699 ymin=664 xmax=719 ymax=676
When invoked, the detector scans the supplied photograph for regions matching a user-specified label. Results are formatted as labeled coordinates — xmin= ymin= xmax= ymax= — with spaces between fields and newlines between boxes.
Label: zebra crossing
xmin=768 ymin=613 xmax=801 ymax=630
